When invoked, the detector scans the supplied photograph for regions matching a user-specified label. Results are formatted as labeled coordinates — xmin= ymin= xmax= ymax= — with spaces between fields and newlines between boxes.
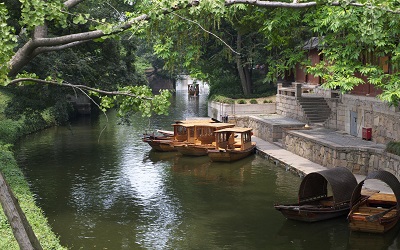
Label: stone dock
xmin=249 ymin=116 xmax=394 ymax=194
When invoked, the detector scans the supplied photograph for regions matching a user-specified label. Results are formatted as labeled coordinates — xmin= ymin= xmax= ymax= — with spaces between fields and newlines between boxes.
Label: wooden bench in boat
xmin=367 ymin=193 xmax=397 ymax=207
xmin=352 ymin=206 xmax=397 ymax=221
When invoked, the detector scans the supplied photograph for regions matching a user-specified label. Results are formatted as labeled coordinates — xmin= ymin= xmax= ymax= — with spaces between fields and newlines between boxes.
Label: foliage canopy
xmin=2 ymin=0 xmax=400 ymax=111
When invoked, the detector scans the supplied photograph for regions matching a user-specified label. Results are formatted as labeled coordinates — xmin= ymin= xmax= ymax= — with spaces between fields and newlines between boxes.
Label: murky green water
xmin=15 ymin=92 xmax=400 ymax=249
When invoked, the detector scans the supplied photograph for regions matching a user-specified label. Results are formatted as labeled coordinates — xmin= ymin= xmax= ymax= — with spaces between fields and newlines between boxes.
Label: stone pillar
xmin=277 ymin=83 xmax=282 ymax=95
xmin=295 ymin=83 xmax=302 ymax=98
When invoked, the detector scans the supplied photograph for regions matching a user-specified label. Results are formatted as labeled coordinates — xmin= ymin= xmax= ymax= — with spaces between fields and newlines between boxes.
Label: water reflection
xmin=15 ymin=91 xmax=400 ymax=249
xmin=347 ymin=223 xmax=400 ymax=250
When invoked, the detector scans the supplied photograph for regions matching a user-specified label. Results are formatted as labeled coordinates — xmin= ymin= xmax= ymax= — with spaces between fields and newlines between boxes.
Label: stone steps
xmin=298 ymin=97 xmax=331 ymax=124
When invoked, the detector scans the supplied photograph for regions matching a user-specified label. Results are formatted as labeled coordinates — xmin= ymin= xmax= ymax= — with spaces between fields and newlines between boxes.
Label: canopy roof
xmin=172 ymin=122 xmax=234 ymax=128
xmin=298 ymin=167 xmax=357 ymax=206
xmin=214 ymin=127 xmax=253 ymax=133
xmin=350 ymin=170 xmax=400 ymax=209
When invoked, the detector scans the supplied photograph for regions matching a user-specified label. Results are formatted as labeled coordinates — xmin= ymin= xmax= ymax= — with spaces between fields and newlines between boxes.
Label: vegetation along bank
xmin=0 ymin=89 xmax=66 ymax=249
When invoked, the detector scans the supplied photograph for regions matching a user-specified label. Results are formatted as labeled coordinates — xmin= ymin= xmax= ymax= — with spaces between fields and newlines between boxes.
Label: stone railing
xmin=208 ymin=101 xmax=276 ymax=122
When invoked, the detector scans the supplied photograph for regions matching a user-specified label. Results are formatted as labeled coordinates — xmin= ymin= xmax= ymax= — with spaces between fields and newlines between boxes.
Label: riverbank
xmin=0 ymin=89 xmax=66 ymax=249
xmin=253 ymin=136 xmax=393 ymax=193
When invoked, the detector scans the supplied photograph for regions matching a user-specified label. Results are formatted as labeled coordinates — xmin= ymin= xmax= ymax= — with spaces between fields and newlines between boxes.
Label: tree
xmin=2 ymin=0 xmax=400 ymax=108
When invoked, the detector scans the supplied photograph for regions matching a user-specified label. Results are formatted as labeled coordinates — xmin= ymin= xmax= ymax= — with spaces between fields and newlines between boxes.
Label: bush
xmin=0 ymin=119 xmax=22 ymax=144
xmin=237 ymin=99 xmax=247 ymax=104
xmin=386 ymin=141 xmax=400 ymax=156
xmin=210 ymin=95 xmax=235 ymax=104
xmin=250 ymin=99 xmax=258 ymax=104
xmin=263 ymin=99 xmax=273 ymax=103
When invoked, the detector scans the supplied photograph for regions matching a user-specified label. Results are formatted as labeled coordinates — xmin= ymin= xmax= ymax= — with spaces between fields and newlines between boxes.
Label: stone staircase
xmin=298 ymin=97 xmax=331 ymax=124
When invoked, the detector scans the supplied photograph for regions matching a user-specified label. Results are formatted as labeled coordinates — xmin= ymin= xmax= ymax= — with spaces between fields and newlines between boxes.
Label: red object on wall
xmin=362 ymin=127 xmax=372 ymax=140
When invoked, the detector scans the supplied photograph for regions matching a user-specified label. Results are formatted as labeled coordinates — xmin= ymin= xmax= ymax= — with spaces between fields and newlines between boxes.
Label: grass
xmin=386 ymin=141 xmax=400 ymax=156
xmin=0 ymin=89 xmax=66 ymax=249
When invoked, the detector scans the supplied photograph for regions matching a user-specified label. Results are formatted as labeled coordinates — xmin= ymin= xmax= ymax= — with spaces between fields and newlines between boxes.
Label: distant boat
xmin=175 ymin=123 xmax=235 ymax=156
xmin=188 ymin=83 xmax=199 ymax=96
xmin=348 ymin=170 xmax=400 ymax=233
xmin=274 ymin=167 xmax=358 ymax=222
xmin=207 ymin=127 xmax=256 ymax=162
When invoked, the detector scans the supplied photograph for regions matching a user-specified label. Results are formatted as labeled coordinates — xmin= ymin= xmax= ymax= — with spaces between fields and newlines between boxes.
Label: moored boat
xmin=207 ymin=127 xmax=256 ymax=162
xmin=175 ymin=123 xmax=235 ymax=156
xmin=348 ymin=170 xmax=400 ymax=233
xmin=143 ymin=118 xmax=218 ymax=152
xmin=274 ymin=167 xmax=358 ymax=222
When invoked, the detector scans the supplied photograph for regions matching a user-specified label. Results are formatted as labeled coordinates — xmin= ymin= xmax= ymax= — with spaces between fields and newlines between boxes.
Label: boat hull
xmin=208 ymin=145 xmax=256 ymax=162
xmin=274 ymin=204 xmax=350 ymax=222
xmin=143 ymin=140 xmax=185 ymax=152
xmin=175 ymin=144 xmax=212 ymax=156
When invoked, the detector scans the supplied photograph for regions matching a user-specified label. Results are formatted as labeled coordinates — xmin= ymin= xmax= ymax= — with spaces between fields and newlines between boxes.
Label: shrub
xmin=386 ymin=141 xmax=400 ymax=156
xmin=0 ymin=119 xmax=22 ymax=144
xmin=263 ymin=100 xmax=273 ymax=103
xmin=237 ymin=99 xmax=246 ymax=104
xmin=210 ymin=95 xmax=234 ymax=104
xmin=250 ymin=99 xmax=258 ymax=104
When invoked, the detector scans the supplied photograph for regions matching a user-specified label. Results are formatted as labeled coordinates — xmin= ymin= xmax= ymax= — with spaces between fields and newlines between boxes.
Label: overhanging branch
xmin=8 ymin=78 xmax=154 ymax=101
xmin=224 ymin=0 xmax=400 ymax=13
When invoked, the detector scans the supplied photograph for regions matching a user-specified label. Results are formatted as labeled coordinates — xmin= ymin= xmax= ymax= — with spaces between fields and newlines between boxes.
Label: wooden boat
xmin=207 ymin=127 xmax=256 ymax=162
xmin=143 ymin=118 xmax=218 ymax=152
xmin=175 ymin=123 xmax=235 ymax=156
xmin=348 ymin=170 xmax=400 ymax=233
xmin=188 ymin=83 xmax=199 ymax=96
xmin=274 ymin=167 xmax=358 ymax=222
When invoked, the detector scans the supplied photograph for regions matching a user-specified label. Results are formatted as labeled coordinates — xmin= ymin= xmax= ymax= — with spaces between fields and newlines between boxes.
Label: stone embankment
xmin=233 ymin=114 xmax=399 ymax=181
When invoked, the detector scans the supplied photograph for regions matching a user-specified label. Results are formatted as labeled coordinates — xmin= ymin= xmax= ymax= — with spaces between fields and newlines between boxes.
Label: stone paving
xmin=253 ymin=131 xmax=393 ymax=194
xmin=289 ymin=127 xmax=386 ymax=150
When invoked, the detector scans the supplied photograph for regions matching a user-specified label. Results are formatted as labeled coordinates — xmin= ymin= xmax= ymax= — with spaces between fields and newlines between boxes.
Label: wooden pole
xmin=0 ymin=172 xmax=43 ymax=250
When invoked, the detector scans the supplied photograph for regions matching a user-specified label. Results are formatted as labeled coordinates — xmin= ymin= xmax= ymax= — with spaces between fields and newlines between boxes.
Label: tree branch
xmin=64 ymin=0 xmax=85 ymax=9
xmin=225 ymin=0 xmax=318 ymax=8
xmin=8 ymin=78 xmax=154 ymax=100
xmin=9 ymin=1 xmax=200 ymax=76
xmin=224 ymin=0 xmax=400 ymax=13
xmin=31 ymin=40 xmax=91 ymax=57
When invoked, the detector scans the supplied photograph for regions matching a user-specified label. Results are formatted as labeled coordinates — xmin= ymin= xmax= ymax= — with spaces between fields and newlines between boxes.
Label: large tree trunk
xmin=0 ymin=172 xmax=42 ymax=250
xmin=236 ymin=33 xmax=252 ymax=96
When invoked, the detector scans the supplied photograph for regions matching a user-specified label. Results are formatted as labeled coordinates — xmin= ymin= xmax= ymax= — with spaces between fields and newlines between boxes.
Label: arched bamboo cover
xmin=298 ymin=167 xmax=358 ymax=206
xmin=350 ymin=170 xmax=400 ymax=209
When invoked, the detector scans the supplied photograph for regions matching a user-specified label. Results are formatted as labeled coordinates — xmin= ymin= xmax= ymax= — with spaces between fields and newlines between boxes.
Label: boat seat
xmin=367 ymin=193 xmax=397 ymax=207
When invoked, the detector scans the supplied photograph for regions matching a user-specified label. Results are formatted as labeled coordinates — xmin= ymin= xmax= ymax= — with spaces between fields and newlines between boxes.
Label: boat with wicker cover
xmin=348 ymin=170 xmax=400 ymax=233
xmin=274 ymin=167 xmax=358 ymax=222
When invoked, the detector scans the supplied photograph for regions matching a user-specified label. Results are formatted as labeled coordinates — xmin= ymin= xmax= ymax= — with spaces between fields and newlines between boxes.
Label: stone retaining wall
xmin=325 ymin=95 xmax=400 ymax=144
xmin=277 ymin=92 xmax=400 ymax=144
xmin=282 ymin=130 xmax=400 ymax=178
xmin=275 ymin=95 xmax=307 ymax=122
xmin=232 ymin=116 xmax=304 ymax=142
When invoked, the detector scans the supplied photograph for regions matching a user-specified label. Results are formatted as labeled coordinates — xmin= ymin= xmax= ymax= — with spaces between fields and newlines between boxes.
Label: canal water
xmin=15 ymin=92 xmax=400 ymax=249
